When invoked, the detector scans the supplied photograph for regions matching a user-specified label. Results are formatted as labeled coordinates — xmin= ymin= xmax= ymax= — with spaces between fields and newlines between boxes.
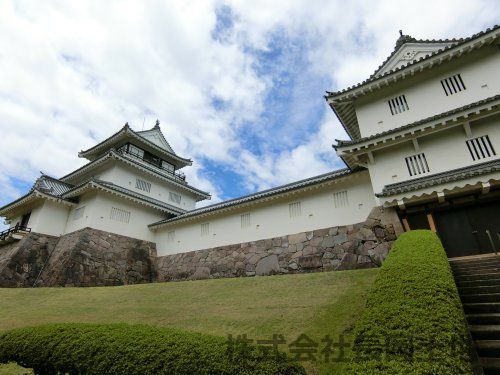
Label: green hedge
xmin=346 ymin=230 xmax=473 ymax=374
xmin=0 ymin=323 xmax=305 ymax=375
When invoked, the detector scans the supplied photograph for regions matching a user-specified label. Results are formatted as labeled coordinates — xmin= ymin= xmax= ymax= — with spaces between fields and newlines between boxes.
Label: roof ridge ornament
xmin=123 ymin=122 xmax=130 ymax=129
xmin=154 ymin=119 xmax=160 ymax=129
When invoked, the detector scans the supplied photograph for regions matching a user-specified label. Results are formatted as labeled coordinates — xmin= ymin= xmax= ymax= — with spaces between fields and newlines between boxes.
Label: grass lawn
xmin=0 ymin=268 xmax=378 ymax=374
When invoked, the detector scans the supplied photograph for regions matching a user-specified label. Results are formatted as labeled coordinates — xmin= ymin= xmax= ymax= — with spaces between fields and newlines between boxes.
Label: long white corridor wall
xmin=154 ymin=171 xmax=377 ymax=256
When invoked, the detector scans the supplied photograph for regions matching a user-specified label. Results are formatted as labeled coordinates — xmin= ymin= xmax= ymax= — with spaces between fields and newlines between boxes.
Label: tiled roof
xmin=149 ymin=168 xmax=356 ymax=228
xmin=0 ymin=175 xmax=77 ymax=215
xmin=376 ymin=159 xmax=500 ymax=197
xmin=334 ymin=94 xmax=500 ymax=149
xmin=34 ymin=174 xmax=74 ymax=196
xmin=79 ymin=123 xmax=192 ymax=166
xmin=326 ymin=25 xmax=500 ymax=98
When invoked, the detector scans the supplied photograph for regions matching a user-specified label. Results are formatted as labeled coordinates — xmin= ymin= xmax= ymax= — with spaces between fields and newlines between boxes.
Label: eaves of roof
xmin=334 ymin=94 xmax=500 ymax=151
xmin=326 ymin=25 xmax=499 ymax=100
xmin=149 ymin=168 xmax=362 ymax=229
xmin=0 ymin=189 xmax=76 ymax=216
xmin=79 ymin=124 xmax=192 ymax=167
xmin=376 ymin=158 xmax=500 ymax=197
xmin=325 ymin=25 xmax=500 ymax=141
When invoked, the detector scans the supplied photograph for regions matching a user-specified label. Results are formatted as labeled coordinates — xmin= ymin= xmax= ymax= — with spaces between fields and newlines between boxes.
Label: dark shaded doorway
xmin=434 ymin=201 xmax=500 ymax=257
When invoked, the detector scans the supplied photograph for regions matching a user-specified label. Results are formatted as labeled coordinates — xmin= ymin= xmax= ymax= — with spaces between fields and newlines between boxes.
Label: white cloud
xmin=0 ymin=0 xmax=498 ymax=212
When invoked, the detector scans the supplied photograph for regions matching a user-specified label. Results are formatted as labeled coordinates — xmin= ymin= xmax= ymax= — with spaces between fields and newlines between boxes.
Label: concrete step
xmin=454 ymin=266 xmax=500 ymax=276
xmin=462 ymin=293 xmax=500 ymax=304
xmin=468 ymin=314 xmax=500 ymax=325
xmin=464 ymin=303 xmax=500 ymax=314
xmin=475 ymin=340 xmax=500 ymax=358
xmin=455 ymin=273 xmax=500 ymax=282
xmin=481 ymin=357 xmax=500 ymax=375
xmin=451 ymin=256 xmax=500 ymax=266
xmin=470 ymin=325 xmax=500 ymax=340
xmin=457 ymin=278 xmax=500 ymax=288
xmin=452 ymin=258 xmax=500 ymax=268
xmin=459 ymin=285 xmax=500 ymax=296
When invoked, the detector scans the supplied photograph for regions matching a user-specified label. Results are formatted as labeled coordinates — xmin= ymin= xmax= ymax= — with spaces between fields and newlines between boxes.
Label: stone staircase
xmin=451 ymin=255 xmax=500 ymax=375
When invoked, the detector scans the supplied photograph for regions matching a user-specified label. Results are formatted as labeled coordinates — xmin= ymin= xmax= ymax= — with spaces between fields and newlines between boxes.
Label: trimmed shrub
xmin=0 ymin=323 xmax=305 ymax=375
xmin=345 ymin=230 xmax=473 ymax=374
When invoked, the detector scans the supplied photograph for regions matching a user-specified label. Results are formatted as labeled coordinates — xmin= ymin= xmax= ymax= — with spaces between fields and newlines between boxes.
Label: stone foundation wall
xmin=156 ymin=207 xmax=404 ymax=281
xmin=37 ymin=228 xmax=157 ymax=287
xmin=0 ymin=228 xmax=157 ymax=287
xmin=0 ymin=207 xmax=404 ymax=287
xmin=0 ymin=233 xmax=59 ymax=287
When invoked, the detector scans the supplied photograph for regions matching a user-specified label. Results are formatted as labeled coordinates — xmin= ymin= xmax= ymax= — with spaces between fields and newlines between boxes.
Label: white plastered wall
xmin=64 ymin=191 xmax=165 ymax=241
xmin=154 ymin=171 xmax=377 ymax=256
xmin=367 ymin=114 xmax=500 ymax=197
xmin=9 ymin=200 xmax=71 ymax=236
xmin=355 ymin=47 xmax=500 ymax=138
xmin=100 ymin=164 xmax=198 ymax=211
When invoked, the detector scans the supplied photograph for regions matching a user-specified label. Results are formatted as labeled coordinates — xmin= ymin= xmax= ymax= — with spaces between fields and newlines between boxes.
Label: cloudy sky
xmin=0 ymin=0 xmax=498 ymax=210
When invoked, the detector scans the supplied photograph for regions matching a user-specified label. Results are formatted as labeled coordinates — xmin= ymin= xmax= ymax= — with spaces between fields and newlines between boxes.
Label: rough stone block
xmin=255 ymin=255 xmax=280 ymax=276
xmin=288 ymin=233 xmax=307 ymax=245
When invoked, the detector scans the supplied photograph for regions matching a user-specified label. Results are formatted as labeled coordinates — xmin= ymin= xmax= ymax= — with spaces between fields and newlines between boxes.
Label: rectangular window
xmin=73 ymin=206 xmax=85 ymax=221
xmin=241 ymin=213 xmax=251 ymax=228
xmin=441 ymin=74 xmax=466 ymax=96
xmin=405 ymin=153 xmax=430 ymax=176
xmin=466 ymin=135 xmax=496 ymax=161
xmin=167 ymin=230 xmax=175 ymax=242
xmin=162 ymin=160 xmax=175 ymax=172
xmin=201 ymin=222 xmax=210 ymax=236
xmin=333 ymin=191 xmax=349 ymax=208
xmin=169 ymin=192 xmax=182 ymax=204
xmin=135 ymin=178 xmax=151 ymax=193
xmin=128 ymin=144 xmax=144 ymax=159
xmin=388 ymin=94 xmax=409 ymax=115
xmin=110 ymin=207 xmax=131 ymax=223
xmin=289 ymin=202 xmax=302 ymax=218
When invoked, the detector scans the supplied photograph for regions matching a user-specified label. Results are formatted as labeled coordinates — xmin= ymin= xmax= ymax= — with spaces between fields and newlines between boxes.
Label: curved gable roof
xmin=326 ymin=25 xmax=500 ymax=140
xmin=79 ymin=123 xmax=192 ymax=168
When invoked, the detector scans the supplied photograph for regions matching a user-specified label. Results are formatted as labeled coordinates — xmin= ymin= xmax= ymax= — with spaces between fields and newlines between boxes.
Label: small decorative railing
xmin=0 ymin=224 xmax=31 ymax=241
xmin=117 ymin=149 xmax=186 ymax=181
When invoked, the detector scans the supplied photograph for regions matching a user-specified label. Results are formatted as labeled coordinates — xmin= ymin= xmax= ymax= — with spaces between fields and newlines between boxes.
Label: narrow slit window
xmin=387 ymin=95 xmax=409 ymax=115
xmin=201 ymin=223 xmax=210 ymax=236
xmin=169 ymin=192 xmax=181 ymax=204
xmin=135 ymin=178 xmax=151 ymax=193
xmin=73 ymin=206 xmax=85 ymax=221
xmin=110 ymin=207 xmax=131 ymax=223
xmin=441 ymin=74 xmax=466 ymax=96
xmin=167 ymin=230 xmax=175 ymax=242
xmin=333 ymin=191 xmax=349 ymax=208
xmin=241 ymin=213 xmax=251 ymax=228
xmin=466 ymin=135 xmax=496 ymax=161
xmin=289 ymin=202 xmax=302 ymax=218
xmin=405 ymin=153 xmax=430 ymax=176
